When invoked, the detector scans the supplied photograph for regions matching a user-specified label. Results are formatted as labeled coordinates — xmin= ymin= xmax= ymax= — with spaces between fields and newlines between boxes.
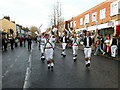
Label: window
xmin=70 ymin=21 xmax=72 ymax=28
xmin=100 ymin=8 xmax=106 ymax=19
xmin=92 ymin=12 xmax=97 ymax=22
xmin=110 ymin=1 xmax=118 ymax=16
xmin=80 ymin=18 xmax=83 ymax=25
xmin=74 ymin=21 xmax=76 ymax=27
xmin=84 ymin=14 xmax=89 ymax=23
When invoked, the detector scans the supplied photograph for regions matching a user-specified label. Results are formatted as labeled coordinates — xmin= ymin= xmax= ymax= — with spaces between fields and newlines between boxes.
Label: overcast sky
xmin=0 ymin=0 xmax=106 ymax=32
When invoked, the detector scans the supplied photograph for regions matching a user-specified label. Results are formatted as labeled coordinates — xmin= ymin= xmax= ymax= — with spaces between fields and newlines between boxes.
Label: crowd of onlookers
xmin=2 ymin=35 xmax=34 ymax=51
xmin=94 ymin=34 xmax=120 ymax=58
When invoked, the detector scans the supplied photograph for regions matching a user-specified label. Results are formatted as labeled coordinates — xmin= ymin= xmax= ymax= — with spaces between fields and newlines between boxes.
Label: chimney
xmin=3 ymin=16 xmax=10 ymax=21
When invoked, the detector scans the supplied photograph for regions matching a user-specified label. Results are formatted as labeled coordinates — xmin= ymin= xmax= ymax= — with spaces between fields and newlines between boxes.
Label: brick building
xmin=0 ymin=16 xmax=31 ymax=38
xmin=65 ymin=0 xmax=120 ymax=38
xmin=0 ymin=16 xmax=17 ymax=38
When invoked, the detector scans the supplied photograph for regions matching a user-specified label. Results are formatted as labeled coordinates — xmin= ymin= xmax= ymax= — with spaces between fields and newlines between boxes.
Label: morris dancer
xmin=82 ymin=23 xmax=98 ymax=68
xmin=60 ymin=33 xmax=68 ymax=57
xmin=110 ymin=35 xmax=118 ymax=58
xmin=44 ymin=33 xmax=56 ymax=71
xmin=70 ymin=34 xmax=80 ymax=62
xmin=40 ymin=33 xmax=45 ymax=62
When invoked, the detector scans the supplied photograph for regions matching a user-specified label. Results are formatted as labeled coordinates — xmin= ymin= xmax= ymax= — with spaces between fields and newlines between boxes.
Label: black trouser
xmin=28 ymin=43 xmax=31 ymax=50
xmin=38 ymin=42 xmax=40 ymax=50
xmin=11 ymin=43 xmax=14 ymax=50
xmin=118 ymin=48 xmax=120 ymax=56
xmin=4 ymin=43 xmax=7 ymax=51
xmin=24 ymin=41 xmax=26 ymax=47
xmin=101 ymin=43 xmax=103 ymax=50
xmin=15 ymin=43 xmax=17 ymax=47
xmin=20 ymin=42 xmax=22 ymax=47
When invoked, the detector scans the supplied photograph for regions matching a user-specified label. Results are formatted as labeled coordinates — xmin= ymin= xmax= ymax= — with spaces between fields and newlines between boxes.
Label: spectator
xmin=27 ymin=35 xmax=32 ymax=51
xmin=104 ymin=36 xmax=110 ymax=55
xmin=23 ymin=36 xmax=26 ymax=47
xmin=20 ymin=36 xmax=22 ymax=47
xmin=2 ymin=36 xmax=7 ymax=51
xmin=15 ymin=36 xmax=18 ymax=47
xmin=94 ymin=37 xmax=105 ymax=55
xmin=100 ymin=35 xmax=104 ymax=50
xmin=118 ymin=35 xmax=120 ymax=56
xmin=10 ymin=37 xmax=14 ymax=50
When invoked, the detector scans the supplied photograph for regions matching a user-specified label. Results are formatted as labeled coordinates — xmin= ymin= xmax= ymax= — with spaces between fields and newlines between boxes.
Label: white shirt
xmin=63 ymin=36 xmax=65 ymax=43
xmin=71 ymin=37 xmax=80 ymax=46
xmin=40 ymin=36 xmax=45 ymax=45
xmin=44 ymin=37 xmax=55 ymax=48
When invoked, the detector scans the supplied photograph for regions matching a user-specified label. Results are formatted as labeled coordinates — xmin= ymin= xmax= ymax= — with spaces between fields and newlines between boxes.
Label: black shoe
xmin=48 ymin=66 xmax=50 ymax=69
xmin=41 ymin=58 xmax=45 ymax=60
xmin=51 ymin=66 xmax=53 ymax=71
xmin=74 ymin=59 xmax=77 ymax=62
xmin=86 ymin=63 xmax=90 ymax=67
xmin=63 ymin=54 xmax=66 ymax=57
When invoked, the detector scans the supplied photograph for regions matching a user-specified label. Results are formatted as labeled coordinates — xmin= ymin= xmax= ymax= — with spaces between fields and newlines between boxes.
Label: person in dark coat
xmin=2 ymin=37 xmax=7 ymax=51
xmin=10 ymin=37 xmax=14 ymax=50
xmin=27 ymin=35 xmax=32 ymax=51
xmin=15 ymin=36 xmax=18 ymax=47
xmin=23 ymin=36 xmax=26 ymax=47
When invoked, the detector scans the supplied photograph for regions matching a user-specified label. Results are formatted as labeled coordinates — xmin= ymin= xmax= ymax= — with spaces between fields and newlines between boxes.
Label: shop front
xmin=98 ymin=27 xmax=114 ymax=38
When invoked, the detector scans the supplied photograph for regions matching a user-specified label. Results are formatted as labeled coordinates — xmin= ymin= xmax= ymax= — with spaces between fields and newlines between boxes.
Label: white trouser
xmin=45 ymin=48 xmax=53 ymax=60
xmin=73 ymin=45 xmax=78 ymax=55
xmin=62 ymin=43 xmax=67 ymax=50
xmin=84 ymin=48 xmax=92 ymax=58
xmin=40 ymin=45 xmax=44 ymax=53
xmin=45 ymin=48 xmax=54 ymax=67
xmin=111 ymin=45 xmax=117 ymax=57
xmin=52 ymin=43 xmax=55 ymax=49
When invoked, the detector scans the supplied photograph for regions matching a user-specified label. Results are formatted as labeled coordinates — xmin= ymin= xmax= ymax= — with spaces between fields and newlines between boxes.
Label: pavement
xmin=2 ymin=42 xmax=120 ymax=89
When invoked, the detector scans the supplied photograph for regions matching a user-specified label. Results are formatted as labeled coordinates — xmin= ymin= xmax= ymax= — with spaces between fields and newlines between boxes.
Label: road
xmin=2 ymin=42 xmax=120 ymax=89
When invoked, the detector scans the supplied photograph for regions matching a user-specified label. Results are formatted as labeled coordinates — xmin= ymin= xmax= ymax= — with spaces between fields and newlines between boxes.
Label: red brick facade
xmin=65 ymin=0 xmax=120 ymax=36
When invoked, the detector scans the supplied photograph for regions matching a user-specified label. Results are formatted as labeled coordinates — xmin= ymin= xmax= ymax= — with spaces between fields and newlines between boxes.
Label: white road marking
xmin=15 ymin=58 xmax=18 ymax=62
xmin=4 ymin=70 xmax=9 ymax=76
xmin=23 ymin=67 xmax=31 ymax=88
xmin=28 ymin=55 xmax=31 ymax=63
xmin=23 ymin=43 xmax=34 ymax=89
